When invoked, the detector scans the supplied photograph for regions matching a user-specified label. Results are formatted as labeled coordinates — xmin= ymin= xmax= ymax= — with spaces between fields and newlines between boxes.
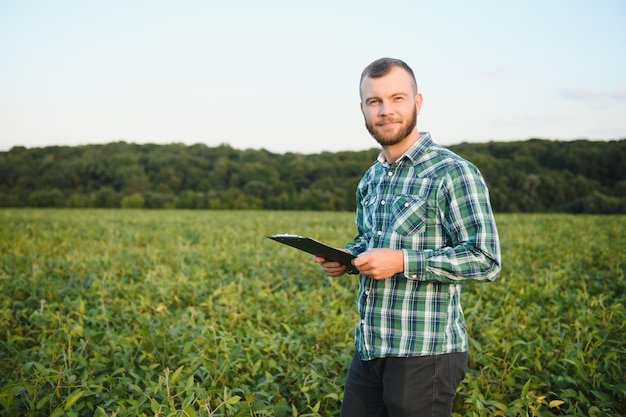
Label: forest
xmin=0 ymin=138 xmax=624 ymax=213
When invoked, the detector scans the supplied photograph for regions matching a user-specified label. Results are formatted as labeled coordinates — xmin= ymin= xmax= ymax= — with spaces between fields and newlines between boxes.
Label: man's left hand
xmin=353 ymin=248 xmax=404 ymax=279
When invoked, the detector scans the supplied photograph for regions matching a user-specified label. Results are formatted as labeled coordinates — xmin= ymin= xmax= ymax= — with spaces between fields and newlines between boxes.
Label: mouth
xmin=377 ymin=119 xmax=400 ymax=128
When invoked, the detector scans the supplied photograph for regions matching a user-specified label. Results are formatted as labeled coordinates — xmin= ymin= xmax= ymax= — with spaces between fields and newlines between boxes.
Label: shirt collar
xmin=376 ymin=132 xmax=433 ymax=167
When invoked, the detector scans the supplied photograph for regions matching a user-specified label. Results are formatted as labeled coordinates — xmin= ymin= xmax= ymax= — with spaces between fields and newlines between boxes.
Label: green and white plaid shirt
xmin=345 ymin=132 xmax=501 ymax=360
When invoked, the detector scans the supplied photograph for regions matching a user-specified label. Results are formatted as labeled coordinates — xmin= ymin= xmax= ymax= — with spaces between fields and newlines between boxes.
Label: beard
xmin=365 ymin=106 xmax=417 ymax=147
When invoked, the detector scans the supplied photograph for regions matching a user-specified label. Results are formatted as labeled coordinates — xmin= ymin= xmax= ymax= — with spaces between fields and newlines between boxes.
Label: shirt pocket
xmin=391 ymin=194 xmax=428 ymax=236
xmin=361 ymin=194 xmax=379 ymax=229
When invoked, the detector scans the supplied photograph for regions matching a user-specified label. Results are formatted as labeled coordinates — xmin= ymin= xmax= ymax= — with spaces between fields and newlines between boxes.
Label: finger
xmin=326 ymin=267 xmax=344 ymax=274
xmin=352 ymin=256 xmax=368 ymax=268
xmin=312 ymin=256 xmax=326 ymax=263
xmin=324 ymin=265 xmax=345 ymax=274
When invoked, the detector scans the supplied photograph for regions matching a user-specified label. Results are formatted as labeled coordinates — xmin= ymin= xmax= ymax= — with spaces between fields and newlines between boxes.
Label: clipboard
xmin=267 ymin=234 xmax=358 ymax=274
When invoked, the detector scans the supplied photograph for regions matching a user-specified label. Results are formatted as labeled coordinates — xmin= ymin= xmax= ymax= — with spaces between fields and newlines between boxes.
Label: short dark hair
xmin=359 ymin=57 xmax=418 ymax=96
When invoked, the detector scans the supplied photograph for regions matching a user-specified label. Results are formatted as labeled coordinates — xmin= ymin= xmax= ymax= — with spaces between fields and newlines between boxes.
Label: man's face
xmin=360 ymin=67 xmax=422 ymax=147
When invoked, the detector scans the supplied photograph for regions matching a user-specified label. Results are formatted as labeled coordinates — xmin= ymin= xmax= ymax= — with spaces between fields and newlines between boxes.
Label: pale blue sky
xmin=1 ymin=0 xmax=625 ymax=154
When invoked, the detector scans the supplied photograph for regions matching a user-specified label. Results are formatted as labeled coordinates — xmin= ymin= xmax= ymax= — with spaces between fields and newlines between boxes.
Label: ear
xmin=359 ymin=101 xmax=364 ymax=115
xmin=415 ymin=93 xmax=423 ymax=116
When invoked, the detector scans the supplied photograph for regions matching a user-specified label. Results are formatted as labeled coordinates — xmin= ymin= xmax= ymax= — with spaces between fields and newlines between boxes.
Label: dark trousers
xmin=340 ymin=351 xmax=468 ymax=417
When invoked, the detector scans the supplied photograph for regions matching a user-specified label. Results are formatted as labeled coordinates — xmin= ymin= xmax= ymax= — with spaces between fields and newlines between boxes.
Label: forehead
xmin=360 ymin=66 xmax=415 ymax=99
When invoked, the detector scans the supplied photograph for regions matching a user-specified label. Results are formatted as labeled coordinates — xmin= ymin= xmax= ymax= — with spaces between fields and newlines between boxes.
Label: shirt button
xmin=412 ymin=274 xmax=418 ymax=279
xmin=361 ymin=319 xmax=365 ymax=325
xmin=381 ymin=200 xmax=386 ymax=205
xmin=404 ymin=202 xmax=410 ymax=207
xmin=377 ymin=231 xmax=383 ymax=236
xmin=388 ymin=171 xmax=393 ymax=176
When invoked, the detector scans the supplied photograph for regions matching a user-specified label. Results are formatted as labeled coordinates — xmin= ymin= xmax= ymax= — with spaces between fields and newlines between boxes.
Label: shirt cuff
xmin=403 ymin=249 xmax=426 ymax=280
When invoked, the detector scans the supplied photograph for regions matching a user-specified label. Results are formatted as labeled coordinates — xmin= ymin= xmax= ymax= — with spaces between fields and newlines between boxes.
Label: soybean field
xmin=0 ymin=210 xmax=624 ymax=416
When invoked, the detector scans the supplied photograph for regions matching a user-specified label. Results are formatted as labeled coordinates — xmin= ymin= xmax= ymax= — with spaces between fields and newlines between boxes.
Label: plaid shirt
xmin=345 ymin=132 xmax=501 ymax=360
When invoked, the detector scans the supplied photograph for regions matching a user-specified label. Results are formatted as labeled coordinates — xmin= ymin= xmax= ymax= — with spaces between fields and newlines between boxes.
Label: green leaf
xmin=36 ymin=393 xmax=52 ymax=410
xmin=182 ymin=393 xmax=195 ymax=409
xmin=549 ymin=399 xmax=565 ymax=408
xmin=183 ymin=405 xmax=196 ymax=417
xmin=521 ymin=379 xmax=531 ymax=397
xmin=226 ymin=395 xmax=241 ymax=405
xmin=151 ymin=398 xmax=161 ymax=413
xmin=64 ymin=389 xmax=85 ymax=410
xmin=50 ymin=407 xmax=65 ymax=417
xmin=170 ymin=365 xmax=184 ymax=384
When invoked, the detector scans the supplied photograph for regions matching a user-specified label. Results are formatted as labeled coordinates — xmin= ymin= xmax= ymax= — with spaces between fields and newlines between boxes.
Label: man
xmin=313 ymin=58 xmax=501 ymax=417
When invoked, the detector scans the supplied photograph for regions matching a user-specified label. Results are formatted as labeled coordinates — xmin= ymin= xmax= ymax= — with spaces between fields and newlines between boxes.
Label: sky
xmin=1 ymin=0 xmax=625 ymax=154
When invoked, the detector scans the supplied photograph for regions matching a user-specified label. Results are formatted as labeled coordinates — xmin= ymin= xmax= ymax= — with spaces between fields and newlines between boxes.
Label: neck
xmin=382 ymin=129 xmax=420 ymax=164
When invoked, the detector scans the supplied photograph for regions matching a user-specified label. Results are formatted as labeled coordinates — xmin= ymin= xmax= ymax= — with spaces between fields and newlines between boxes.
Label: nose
xmin=378 ymin=100 xmax=394 ymax=116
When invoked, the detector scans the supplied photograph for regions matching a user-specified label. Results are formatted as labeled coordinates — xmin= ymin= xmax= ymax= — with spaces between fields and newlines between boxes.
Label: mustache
xmin=376 ymin=117 xmax=401 ymax=126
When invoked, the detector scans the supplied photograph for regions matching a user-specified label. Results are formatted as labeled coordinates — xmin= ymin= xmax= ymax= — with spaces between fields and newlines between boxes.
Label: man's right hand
xmin=312 ymin=256 xmax=348 ymax=277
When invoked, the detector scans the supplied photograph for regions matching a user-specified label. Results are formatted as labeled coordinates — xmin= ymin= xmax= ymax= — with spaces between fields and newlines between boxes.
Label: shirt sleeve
xmin=403 ymin=162 xmax=501 ymax=283
xmin=345 ymin=181 xmax=370 ymax=256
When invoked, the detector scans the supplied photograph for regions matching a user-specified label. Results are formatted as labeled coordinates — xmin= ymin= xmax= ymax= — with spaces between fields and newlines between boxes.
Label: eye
xmin=367 ymin=99 xmax=381 ymax=106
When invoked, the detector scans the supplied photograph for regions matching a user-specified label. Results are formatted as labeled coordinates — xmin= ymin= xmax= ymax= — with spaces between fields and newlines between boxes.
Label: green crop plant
xmin=0 ymin=210 xmax=624 ymax=416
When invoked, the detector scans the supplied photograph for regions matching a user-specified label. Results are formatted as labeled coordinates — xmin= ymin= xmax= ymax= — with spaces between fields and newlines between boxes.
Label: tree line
xmin=1 ymin=138 xmax=624 ymax=213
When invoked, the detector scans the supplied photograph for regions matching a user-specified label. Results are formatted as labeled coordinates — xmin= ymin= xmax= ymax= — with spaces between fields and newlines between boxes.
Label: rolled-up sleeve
xmin=404 ymin=161 xmax=501 ymax=283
